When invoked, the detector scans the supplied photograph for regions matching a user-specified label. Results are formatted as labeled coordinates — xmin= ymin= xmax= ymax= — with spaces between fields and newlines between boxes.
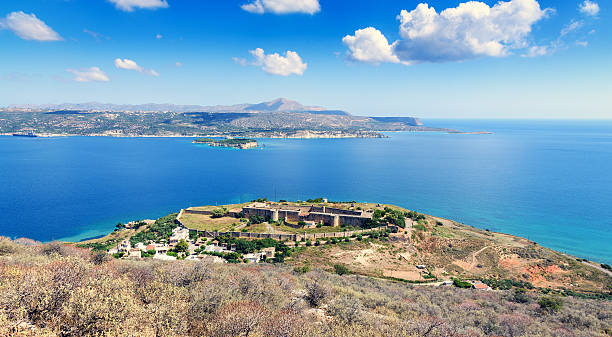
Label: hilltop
xmin=79 ymin=200 xmax=612 ymax=295
xmin=0 ymin=98 xmax=450 ymax=138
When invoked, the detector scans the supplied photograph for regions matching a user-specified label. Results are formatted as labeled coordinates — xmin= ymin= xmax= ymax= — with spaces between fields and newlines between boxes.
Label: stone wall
xmin=186 ymin=225 xmax=398 ymax=242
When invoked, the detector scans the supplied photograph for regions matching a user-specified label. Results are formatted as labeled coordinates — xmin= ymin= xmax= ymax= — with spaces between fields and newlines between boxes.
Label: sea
xmin=1 ymin=119 xmax=611 ymax=264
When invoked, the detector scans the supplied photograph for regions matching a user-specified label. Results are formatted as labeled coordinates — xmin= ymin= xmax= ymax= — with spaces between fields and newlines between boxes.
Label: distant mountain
xmin=244 ymin=98 xmax=324 ymax=112
xmin=1 ymin=98 xmax=444 ymax=137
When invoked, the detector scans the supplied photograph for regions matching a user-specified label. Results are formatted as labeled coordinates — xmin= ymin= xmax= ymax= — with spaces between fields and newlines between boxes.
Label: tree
xmin=211 ymin=207 xmax=228 ymax=218
xmin=175 ymin=239 xmax=189 ymax=253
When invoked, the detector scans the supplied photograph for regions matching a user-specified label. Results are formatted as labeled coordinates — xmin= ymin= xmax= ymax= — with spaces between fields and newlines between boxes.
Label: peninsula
xmin=193 ymin=138 xmax=258 ymax=149
xmin=1 ymin=199 xmax=610 ymax=336
xmin=0 ymin=98 xmax=474 ymax=138
xmin=77 ymin=199 xmax=611 ymax=295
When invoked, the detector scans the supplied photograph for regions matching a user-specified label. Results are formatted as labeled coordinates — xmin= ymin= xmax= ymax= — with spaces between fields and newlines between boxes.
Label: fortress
xmin=241 ymin=202 xmax=374 ymax=227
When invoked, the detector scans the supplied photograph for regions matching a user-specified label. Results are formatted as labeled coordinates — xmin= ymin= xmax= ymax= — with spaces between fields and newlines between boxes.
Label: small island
xmin=193 ymin=138 xmax=258 ymax=149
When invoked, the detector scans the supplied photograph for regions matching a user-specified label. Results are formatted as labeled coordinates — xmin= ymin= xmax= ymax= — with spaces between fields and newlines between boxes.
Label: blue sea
xmin=0 ymin=119 xmax=611 ymax=264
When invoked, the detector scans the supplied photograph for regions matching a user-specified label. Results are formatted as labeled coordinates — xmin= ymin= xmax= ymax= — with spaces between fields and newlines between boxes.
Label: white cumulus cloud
xmin=342 ymin=27 xmax=400 ymax=65
xmin=344 ymin=0 xmax=551 ymax=65
xmin=67 ymin=67 xmax=110 ymax=82
xmin=114 ymin=58 xmax=159 ymax=76
xmin=108 ymin=0 xmax=169 ymax=12
xmin=245 ymin=48 xmax=307 ymax=76
xmin=241 ymin=0 xmax=320 ymax=14
xmin=0 ymin=11 xmax=62 ymax=41
xmin=579 ymin=0 xmax=600 ymax=16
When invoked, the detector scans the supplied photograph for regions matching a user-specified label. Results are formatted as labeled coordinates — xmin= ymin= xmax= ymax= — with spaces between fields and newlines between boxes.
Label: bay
xmin=0 ymin=119 xmax=610 ymax=263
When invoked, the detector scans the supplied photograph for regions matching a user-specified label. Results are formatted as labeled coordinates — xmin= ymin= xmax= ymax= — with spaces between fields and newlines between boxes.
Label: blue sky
xmin=0 ymin=0 xmax=609 ymax=118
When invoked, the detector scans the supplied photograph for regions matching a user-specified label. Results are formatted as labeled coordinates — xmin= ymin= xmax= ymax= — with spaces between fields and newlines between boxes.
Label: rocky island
xmin=193 ymin=138 xmax=258 ymax=149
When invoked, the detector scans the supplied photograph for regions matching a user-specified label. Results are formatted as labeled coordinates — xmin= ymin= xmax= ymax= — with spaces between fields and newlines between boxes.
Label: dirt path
xmin=582 ymin=261 xmax=612 ymax=277
xmin=469 ymin=246 xmax=490 ymax=268
xmin=265 ymin=222 xmax=275 ymax=234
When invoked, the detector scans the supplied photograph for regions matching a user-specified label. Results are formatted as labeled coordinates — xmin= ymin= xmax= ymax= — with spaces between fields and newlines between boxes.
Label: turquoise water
xmin=0 ymin=119 xmax=611 ymax=263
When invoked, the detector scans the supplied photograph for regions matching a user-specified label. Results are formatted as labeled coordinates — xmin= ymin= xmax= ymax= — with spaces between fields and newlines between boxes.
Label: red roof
xmin=473 ymin=283 xmax=490 ymax=290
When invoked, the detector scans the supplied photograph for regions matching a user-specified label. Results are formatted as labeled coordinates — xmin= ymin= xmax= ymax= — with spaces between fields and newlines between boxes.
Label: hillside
xmin=1 ymin=237 xmax=611 ymax=337
xmin=0 ymin=98 xmax=452 ymax=138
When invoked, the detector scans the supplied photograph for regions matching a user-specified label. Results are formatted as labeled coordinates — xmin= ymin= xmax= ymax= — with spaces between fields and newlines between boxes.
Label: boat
xmin=12 ymin=131 xmax=38 ymax=138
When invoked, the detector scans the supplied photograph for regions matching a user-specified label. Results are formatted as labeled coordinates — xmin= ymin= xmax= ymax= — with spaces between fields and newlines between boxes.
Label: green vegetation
xmin=130 ymin=213 xmax=178 ymax=245
xmin=482 ymin=278 xmax=534 ymax=290
xmin=452 ymin=278 xmax=473 ymax=289
xmin=306 ymin=198 xmax=325 ymax=203
xmin=78 ymin=238 xmax=120 ymax=252
xmin=333 ymin=264 xmax=351 ymax=275
xmin=602 ymin=263 xmax=612 ymax=272
xmin=175 ymin=239 xmax=189 ymax=253
xmin=211 ymin=207 xmax=228 ymax=218
xmin=214 ymin=236 xmax=293 ymax=263
xmin=538 ymin=296 xmax=564 ymax=313
xmin=248 ymin=215 xmax=267 ymax=224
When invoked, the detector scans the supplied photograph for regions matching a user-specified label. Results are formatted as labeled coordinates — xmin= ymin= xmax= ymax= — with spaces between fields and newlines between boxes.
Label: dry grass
xmin=0 ymin=237 xmax=611 ymax=337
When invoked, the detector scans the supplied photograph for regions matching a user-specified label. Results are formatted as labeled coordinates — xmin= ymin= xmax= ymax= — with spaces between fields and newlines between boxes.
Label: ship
xmin=12 ymin=131 xmax=38 ymax=138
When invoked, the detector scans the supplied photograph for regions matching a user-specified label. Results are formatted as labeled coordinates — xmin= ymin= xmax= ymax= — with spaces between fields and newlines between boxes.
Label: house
xmin=118 ymin=240 xmax=131 ymax=252
xmin=473 ymin=282 xmax=492 ymax=291
xmin=243 ymin=253 xmax=259 ymax=263
xmin=128 ymin=249 xmax=141 ymax=259
xmin=440 ymin=280 xmax=453 ymax=286
xmin=261 ymin=247 xmax=275 ymax=260
xmin=134 ymin=242 xmax=146 ymax=251
xmin=169 ymin=227 xmax=190 ymax=244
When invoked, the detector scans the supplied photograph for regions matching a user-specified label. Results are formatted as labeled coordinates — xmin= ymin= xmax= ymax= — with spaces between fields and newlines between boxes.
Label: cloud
xmin=579 ymin=0 xmax=600 ymax=16
xmin=84 ymin=29 xmax=110 ymax=42
xmin=108 ymin=0 xmax=169 ymax=12
xmin=67 ymin=67 xmax=110 ymax=82
xmin=522 ymin=45 xmax=549 ymax=57
xmin=342 ymin=27 xmax=400 ymax=65
xmin=0 ymin=11 xmax=62 ymax=41
xmin=344 ymin=0 xmax=550 ymax=65
xmin=244 ymin=48 xmax=307 ymax=76
xmin=175 ymin=61 xmax=183 ymax=67
xmin=156 ymin=34 xmax=163 ymax=39
xmin=560 ymin=20 xmax=583 ymax=37
xmin=241 ymin=0 xmax=320 ymax=14
xmin=114 ymin=58 xmax=159 ymax=76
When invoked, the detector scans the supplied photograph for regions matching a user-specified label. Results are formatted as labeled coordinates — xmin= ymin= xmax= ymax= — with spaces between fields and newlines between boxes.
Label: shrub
xmin=305 ymin=240 xmax=312 ymax=247
xmin=328 ymin=295 xmax=363 ymax=323
xmin=601 ymin=263 xmax=612 ymax=272
xmin=452 ymin=278 xmax=472 ymax=289
xmin=305 ymin=282 xmax=330 ymax=307
xmin=538 ymin=296 xmax=564 ymax=313
xmin=211 ymin=207 xmax=228 ymax=218
xmin=294 ymin=265 xmax=311 ymax=274
xmin=333 ymin=264 xmax=350 ymax=275
xmin=314 ymin=240 xmax=320 ymax=246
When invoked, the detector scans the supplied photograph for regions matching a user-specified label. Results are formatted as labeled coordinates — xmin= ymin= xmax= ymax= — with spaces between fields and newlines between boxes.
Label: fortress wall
xmin=303 ymin=212 xmax=337 ymax=226
xmin=184 ymin=209 xmax=213 ymax=216
xmin=192 ymin=225 xmax=397 ymax=243
xmin=278 ymin=210 xmax=300 ymax=222
xmin=324 ymin=207 xmax=363 ymax=216
xmin=243 ymin=207 xmax=275 ymax=219
xmin=338 ymin=215 xmax=370 ymax=227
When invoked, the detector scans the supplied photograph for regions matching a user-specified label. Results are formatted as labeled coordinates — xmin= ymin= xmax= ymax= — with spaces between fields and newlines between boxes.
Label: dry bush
xmin=0 ymin=238 xmax=611 ymax=337
xmin=328 ymin=295 xmax=363 ymax=323
xmin=305 ymin=281 xmax=331 ymax=307
xmin=262 ymin=310 xmax=314 ymax=337
xmin=207 ymin=301 xmax=268 ymax=337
